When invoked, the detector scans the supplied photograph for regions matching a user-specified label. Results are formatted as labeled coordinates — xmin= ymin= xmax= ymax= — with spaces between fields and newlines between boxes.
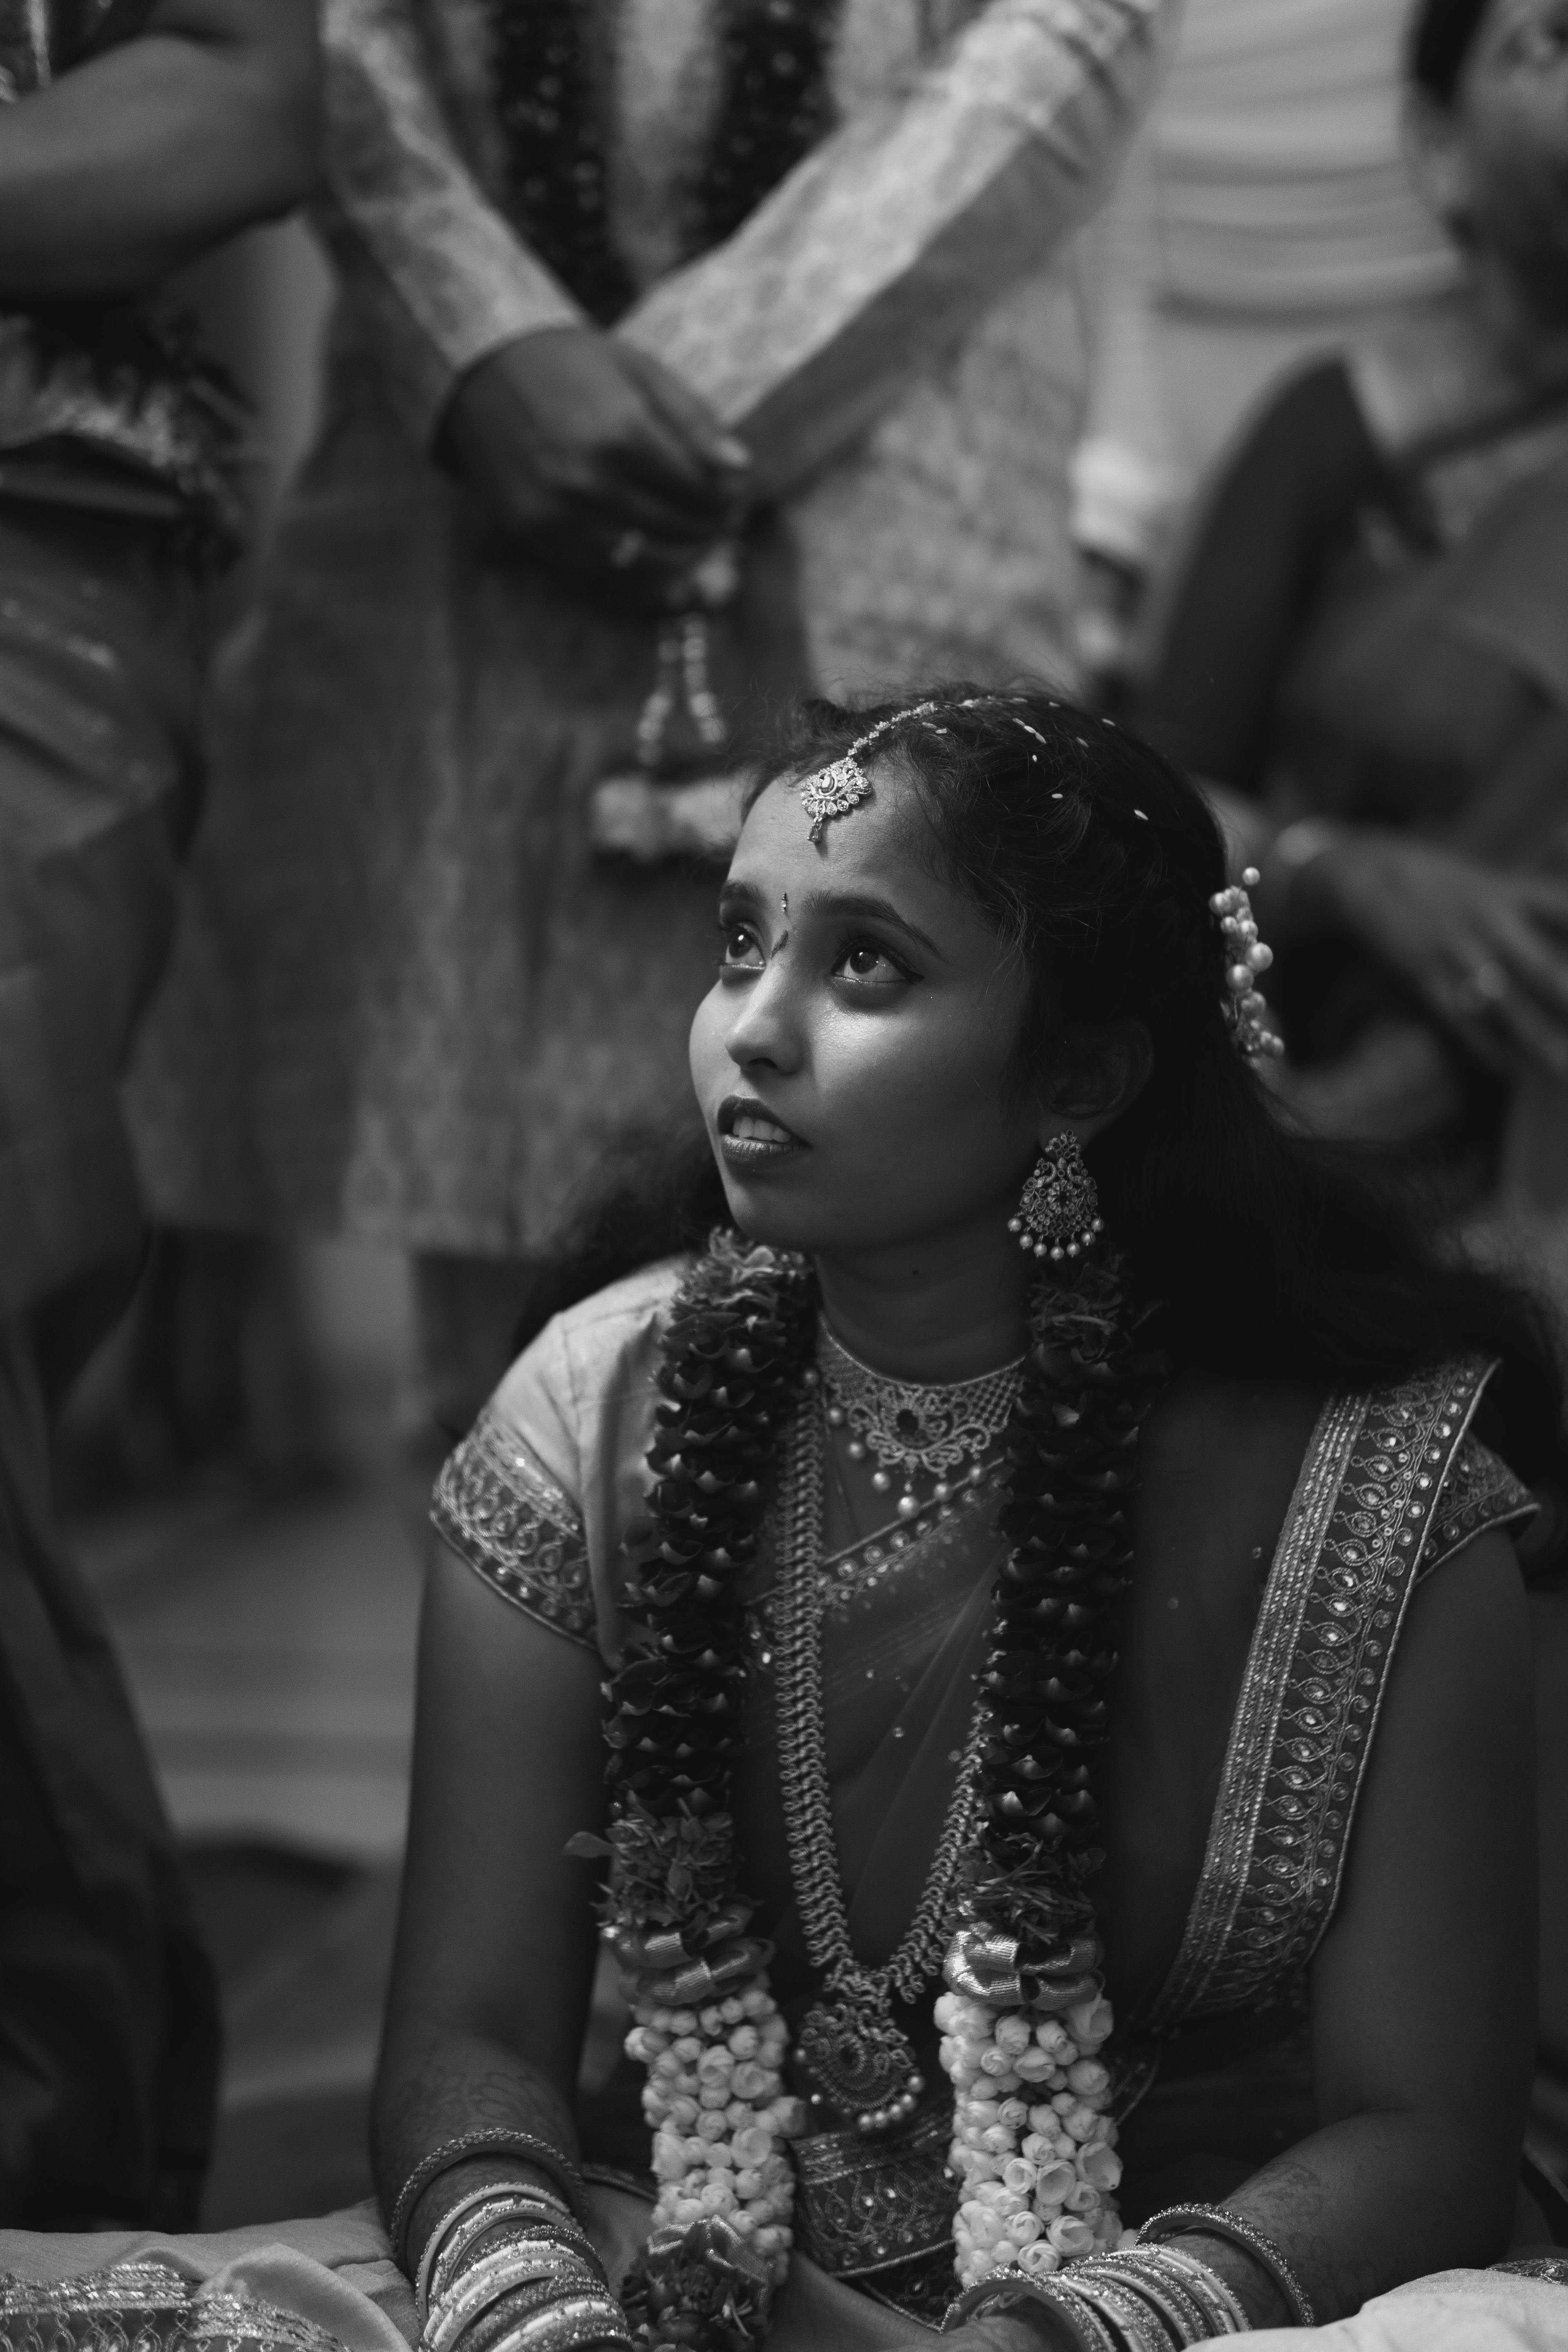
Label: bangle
xmin=492 ymin=2299 xmax=633 ymax=2352
xmin=1127 ymin=2245 xmax=1249 ymax=2336
xmin=1069 ymin=2254 xmax=1213 ymax=2345
xmin=465 ymin=2283 xmax=627 ymax=2352
xmin=427 ymin=2209 xmax=598 ymax=2324
xmin=428 ymin=2250 xmax=599 ymax=2352
xmin=1068 ymin=2274 xmax=1176 ymax=2352
xmin=944 ymin=2273 xmax=1118 ymax=2352
xmin=1140 ymin=2206 xmax=1316 ymax=2328
xmin=419 ymin=2190 xmax=573 ymax=2326
xmin=391 ymin=2131 xmax=588 ymax=2265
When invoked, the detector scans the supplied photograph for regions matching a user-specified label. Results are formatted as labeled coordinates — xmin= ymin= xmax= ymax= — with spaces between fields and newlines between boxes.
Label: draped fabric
xmin=126 ymin=0 xmax=1172 ymax=1258
xmin=432 ymin=1263 xmax=1535 ymax=2267
xmin=1073 ymin=0 xmax=1463 ymax=572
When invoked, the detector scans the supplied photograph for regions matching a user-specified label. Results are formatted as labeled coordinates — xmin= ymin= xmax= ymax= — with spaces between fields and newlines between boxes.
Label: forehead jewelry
xmin=1211 ymin=867 xmax=1285 ymax=1058
xmin=799 ymin=701 xmax=943 ymax=840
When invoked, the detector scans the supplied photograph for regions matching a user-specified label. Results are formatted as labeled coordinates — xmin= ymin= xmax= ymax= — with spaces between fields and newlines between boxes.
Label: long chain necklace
xmin=817 ymin=1323 xmax=1025 ymax=1517
xmin=773 ymin=1404 xmax=985 ymax=2138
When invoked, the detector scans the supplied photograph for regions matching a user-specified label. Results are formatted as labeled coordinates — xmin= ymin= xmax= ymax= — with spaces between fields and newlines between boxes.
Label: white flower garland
xmin=937 ymin=1987 xmax=1124 ymax=2285
xmin=626 ymin=1973 xmax=1123 ymax=2308
xmin=628 ymin=1985 xmax=807 ymax=2285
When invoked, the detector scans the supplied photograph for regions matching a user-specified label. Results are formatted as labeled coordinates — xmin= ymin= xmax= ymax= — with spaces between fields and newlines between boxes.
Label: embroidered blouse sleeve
xmin=616 ymin=0 xmax=1173 ymax=501
xmin=1418 ymin=1430 xmax=1537 ymax=1580
xmin=430 ymin=1319 xmax=597 ymax=1653
xmin=316 ymin=0 xmax=583 ymax=448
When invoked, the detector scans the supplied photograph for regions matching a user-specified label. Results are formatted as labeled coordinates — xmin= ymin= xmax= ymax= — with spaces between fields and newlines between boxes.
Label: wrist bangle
xmin=1069 ymin=2254 xmax=1214 ymax=2346
xmin=428 ymin=2252 xmax=597 ymax=2352
xmin=1128 ymin=2239 xmax=1250 ymax=2333
xmin=1140 ymin=2205 xmax=1316 ymax=2327
xmin=943 ymin=2273 xmax=1118 ymax=2352
xmin=390 ymin=2131 xmax=588 ymax=2266
xmin=419 ymin=2190 xmax=574 ymax=2326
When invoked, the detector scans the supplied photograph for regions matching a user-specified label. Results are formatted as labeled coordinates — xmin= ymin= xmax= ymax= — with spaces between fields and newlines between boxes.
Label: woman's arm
xmin=617 ymin=0 xmax=1174 ymax=503
xmin=1187 ymin=1530 xmax=1537 ymax=2323
xmin=1132 ymin=361 xmax=1387 ymax=794
xmin=372 ymin=1541 xmax=610 ymax=2268
xmin=0 ymin=0 xmax=319 ymax=296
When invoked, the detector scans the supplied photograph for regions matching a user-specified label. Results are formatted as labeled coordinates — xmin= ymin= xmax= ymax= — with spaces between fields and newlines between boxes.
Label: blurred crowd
xmin=0 ymin=0 xmax=1565 ymax=2233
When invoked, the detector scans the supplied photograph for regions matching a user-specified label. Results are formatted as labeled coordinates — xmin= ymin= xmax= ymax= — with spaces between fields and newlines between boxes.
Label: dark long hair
xmin=524 ymin=690 xmax=1566 ymax=1522
xmin=1408 ymin=0 xmax=1492 ymax=105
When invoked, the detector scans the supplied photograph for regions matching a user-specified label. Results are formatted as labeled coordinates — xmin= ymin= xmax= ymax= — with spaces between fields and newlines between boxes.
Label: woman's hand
xmin=1305 ymin=831 xmax=1568 ymax=1076
xmin=439 ymin=326 xmax=750 ymax=590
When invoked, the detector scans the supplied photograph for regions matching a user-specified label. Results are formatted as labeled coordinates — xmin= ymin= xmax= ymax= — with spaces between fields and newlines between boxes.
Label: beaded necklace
xmin=597 ymin=1234 xmax=1167 ymax=2351
xmin=483 ymin=0 xmax=846 ymax=321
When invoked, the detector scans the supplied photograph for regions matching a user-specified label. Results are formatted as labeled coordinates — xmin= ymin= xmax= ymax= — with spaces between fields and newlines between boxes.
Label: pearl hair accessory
xmin=1212 ymin=869 xmax=1284 ymax=1058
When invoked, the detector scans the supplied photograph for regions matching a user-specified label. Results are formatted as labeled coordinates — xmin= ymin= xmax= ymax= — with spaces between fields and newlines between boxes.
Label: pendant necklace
xmin=773 ymin=1399 xmax=986 ymax=2138
xmin=817 ymin=1321 xmax=1025 ymax=1518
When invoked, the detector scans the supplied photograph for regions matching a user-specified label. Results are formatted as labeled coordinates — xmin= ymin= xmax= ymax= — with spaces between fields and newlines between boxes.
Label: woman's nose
xmin=724 ymin=958 xmax=803 ymax=1072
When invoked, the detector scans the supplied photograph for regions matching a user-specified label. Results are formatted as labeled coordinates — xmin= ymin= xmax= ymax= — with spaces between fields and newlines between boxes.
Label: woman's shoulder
xmin=490 ymin=1255 xmax=688 ymax=1444
xmin=430 ymin=1256 xmax=690 ymax=1655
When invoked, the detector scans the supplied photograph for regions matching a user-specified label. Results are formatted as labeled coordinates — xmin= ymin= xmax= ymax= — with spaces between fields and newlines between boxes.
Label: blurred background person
xmin=1130 ymin=0 xmax=1568 ymax=1222
xmin=129 ymin=0 xmax=1177 ymax=1446
xmin=0 ymin=0 xmax=318 ymax=2225
xmin=1071 ymin=0 xmax=1465 ymax=686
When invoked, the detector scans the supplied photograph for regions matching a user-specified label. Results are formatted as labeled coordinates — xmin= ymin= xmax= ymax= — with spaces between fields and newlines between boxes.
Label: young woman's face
xmin=687 ymin=764 xmax=1045 ymax=1259
xmin=1453 ymin=0 xmax=1568 ymax=296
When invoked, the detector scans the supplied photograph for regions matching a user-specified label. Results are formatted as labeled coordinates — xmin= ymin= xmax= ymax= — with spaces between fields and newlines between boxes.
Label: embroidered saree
xmin=431 ymin=1258 xmax=1539 ymax=2328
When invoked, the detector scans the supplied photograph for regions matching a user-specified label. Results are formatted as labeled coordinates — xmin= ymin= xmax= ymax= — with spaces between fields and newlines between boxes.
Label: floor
xmin=67 ymin=1243 xmax=429 ymax=2228
xmin=78 ymin=1456 xmax=421 ymax=2225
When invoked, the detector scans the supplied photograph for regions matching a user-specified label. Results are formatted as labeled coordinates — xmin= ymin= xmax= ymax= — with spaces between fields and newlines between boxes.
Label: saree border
xmin=1145 ymin=1358 xmax=1492 ymax=2030
xmin=431 ymin=1405 xmax=598 ymax=1650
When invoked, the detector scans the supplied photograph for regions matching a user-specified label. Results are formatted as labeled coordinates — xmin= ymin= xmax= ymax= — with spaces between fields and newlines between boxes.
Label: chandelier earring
xmin=1008 ymin=1130 xmax=1104 ymax=1263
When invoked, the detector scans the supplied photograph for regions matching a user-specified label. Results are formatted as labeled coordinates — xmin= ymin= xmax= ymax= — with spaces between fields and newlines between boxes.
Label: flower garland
xmin=597 ymin=1234 xmax=1165 ymax=2351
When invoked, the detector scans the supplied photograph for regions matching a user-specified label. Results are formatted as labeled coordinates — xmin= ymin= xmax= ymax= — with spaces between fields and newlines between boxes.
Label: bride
xmin=373 ymin=689 xmax=1566 ymax=2352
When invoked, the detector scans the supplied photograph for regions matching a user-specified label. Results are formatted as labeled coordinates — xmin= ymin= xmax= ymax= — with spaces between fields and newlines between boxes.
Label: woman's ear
xmin=1038 ymin=1019 xmax=1152 ymax=1139
xmin=1404 ymin=87 xmax=1477 ymax=241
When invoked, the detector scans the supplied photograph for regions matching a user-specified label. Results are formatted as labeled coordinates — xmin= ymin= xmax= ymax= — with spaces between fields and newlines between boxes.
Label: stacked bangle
xmin=1069 ymin=2252 xmax=1223 ymax=2344
xmin=390 ymin=2131 xmax=589 ymax=2267
xmin=1140 ymin=2205 xmax=1317 ymax=2328
xmin=944 ymin=2235 xmax=1261 ymax=2352
xmin=418 ymin=2190 xmax=574 ymax=2327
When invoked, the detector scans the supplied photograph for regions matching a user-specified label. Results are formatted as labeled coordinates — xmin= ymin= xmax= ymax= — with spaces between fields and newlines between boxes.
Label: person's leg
xmin=0 ymin=1307 xmax=218 ymax=2226
xmin=0 ymin=507 xmax=218 ymax=2221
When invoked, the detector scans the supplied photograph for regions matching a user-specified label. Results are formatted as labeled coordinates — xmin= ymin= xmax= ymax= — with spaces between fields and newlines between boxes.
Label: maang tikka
xmin=1009 ymin=1131 xmax=1104 ymax=1263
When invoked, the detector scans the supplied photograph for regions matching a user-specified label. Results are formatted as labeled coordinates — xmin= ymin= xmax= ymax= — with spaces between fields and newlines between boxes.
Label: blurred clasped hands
xmin=439 ymin=323 xmax=751 ymax=606
xmin=1321 ymin=831 xmax=1568 ymax=1082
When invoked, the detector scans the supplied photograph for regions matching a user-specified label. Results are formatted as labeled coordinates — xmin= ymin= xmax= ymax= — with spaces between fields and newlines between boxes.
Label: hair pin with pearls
xmin=1211 ymin=868 xmax=1284 ymax=1058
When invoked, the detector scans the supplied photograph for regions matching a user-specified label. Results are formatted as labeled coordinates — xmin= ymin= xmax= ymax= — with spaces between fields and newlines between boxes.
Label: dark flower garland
xmin=596 ymin=1232 xmax=1165 ymax=2352
xmin=483 ymin=1 xmax=845 ymax=321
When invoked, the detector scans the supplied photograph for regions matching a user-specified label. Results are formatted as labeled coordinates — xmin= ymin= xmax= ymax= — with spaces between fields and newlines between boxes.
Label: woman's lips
xmin=716 ymin=1097 xmax=806 ymax=1170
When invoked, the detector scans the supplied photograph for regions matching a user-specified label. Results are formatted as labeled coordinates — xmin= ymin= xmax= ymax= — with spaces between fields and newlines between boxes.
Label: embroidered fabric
xmin=0 ymin=2263 xmax=349 ymax=2352
xmin=791 ymin=2102 xmax=959 ymax=2319
xmin=1145 ymin=1360 xmax=1523 ymax=2030
xmin=432 ymin=1406 xmax=595 ymax=1650
xmin=1419 ymin=1430 xmax=1535 ymax=1578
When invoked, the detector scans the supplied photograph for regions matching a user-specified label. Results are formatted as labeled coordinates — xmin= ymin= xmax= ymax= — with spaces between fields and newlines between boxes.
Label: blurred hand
xmin=439 ymin=325 xmax=750 ymax=590
xmin=1316 ymin=833 xmax=1568 ymax=1076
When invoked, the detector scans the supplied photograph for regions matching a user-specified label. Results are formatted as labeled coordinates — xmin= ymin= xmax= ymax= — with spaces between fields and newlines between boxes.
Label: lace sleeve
xmin=1417 ymin=1430 xmax=1537 ymax=1581
xmin=431 ymin=1404 xmax=597 ymax=1652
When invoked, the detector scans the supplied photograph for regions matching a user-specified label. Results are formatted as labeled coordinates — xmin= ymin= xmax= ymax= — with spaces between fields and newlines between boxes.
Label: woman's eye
xmin=832 ymin=939 xmax=912 ymax=987
xmin=718 ymin=921 xmax=764 ymax=970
